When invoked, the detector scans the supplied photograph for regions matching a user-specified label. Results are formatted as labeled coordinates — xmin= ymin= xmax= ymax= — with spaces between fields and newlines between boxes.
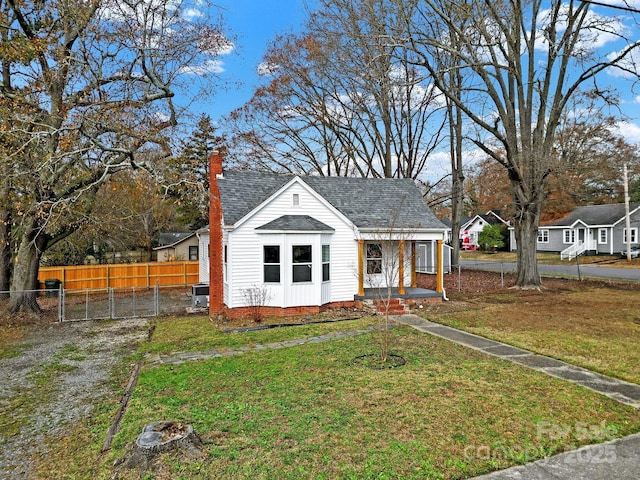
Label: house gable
xmin=217 ymin=171 xmax=448 ymax=234
xmin=227 ymin=175 xmax=355 ymax=233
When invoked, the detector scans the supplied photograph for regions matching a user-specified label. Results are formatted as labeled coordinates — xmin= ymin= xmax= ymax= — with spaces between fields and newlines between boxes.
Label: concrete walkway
xmin=394 ymin=314 xmax=640 ymax=408
xmin=393 ymin=314 xmax=640 ymax=480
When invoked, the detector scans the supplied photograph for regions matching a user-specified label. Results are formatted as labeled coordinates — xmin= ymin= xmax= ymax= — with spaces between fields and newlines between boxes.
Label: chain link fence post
xmin=58 ymin=286 xmax=64 ymax=322
xmin=155 ymin=283 xmax=159 ymax=317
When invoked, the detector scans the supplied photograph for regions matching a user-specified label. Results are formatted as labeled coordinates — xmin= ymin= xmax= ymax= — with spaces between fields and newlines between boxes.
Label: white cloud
xmin=589 ymin=0 xmax=640 ymax=8
xmin=214 ymin=40 xmax=235 ymax=56
xmin=613 ymin=120 xmax=640 ymax=144
xmin=257 ymin=62 xmax=279 ymax=76
xmin=635 ymin=96 xmax=640 ymax=104
xmin=183 ymin=8 xmax=203 ymax=20
xmin=179 ymin=59 xmax=225 ymax=75
xmin=606 ymin=48 xmax=640 ymax=78
xmin=534 ymin=5 xmax=626 ymax=54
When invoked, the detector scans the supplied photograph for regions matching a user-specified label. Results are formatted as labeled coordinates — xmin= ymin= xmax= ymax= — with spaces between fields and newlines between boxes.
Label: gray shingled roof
xmin=157 ymin=232 xmax=195 ymax=247
xmin=217 ymin=171 xmax=447 ymax=230
xmin=256 ymin=215 xmax=335 ymax=232
xmin=547 ymin=203 xmax=640 ymax=227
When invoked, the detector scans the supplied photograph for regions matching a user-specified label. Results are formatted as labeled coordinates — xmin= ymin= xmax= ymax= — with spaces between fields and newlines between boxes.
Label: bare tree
xmin=0 ymin=0 xmax=229 ymax=312
xmin=398 ymin=0 xmax=640 ymax=287
xmin=225 ymin=0 xmax=446 ymax=180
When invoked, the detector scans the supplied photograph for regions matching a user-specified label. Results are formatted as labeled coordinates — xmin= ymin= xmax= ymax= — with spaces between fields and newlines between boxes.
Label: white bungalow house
xmin=509 ymin=203 xmax=640 ymax=259
xmin=460 ymin=210 xmax=509 ymax=250
xmin=200 ymin=153 xmax=450 ymax=318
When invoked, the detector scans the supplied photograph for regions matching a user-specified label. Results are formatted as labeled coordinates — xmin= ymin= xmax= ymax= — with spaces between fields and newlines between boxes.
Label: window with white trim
xmin=292 ymin=193 xmax=300 ymax=207
xmin=322 ymin=245 xmax=330 ymax=282
xmin=537 ymin=229 xmax=549 ymax=243
xmin=366 ymin=243 xmax=382 ymax=274
xmin=223 ymin=245 xmax=228 ymax=282
xmin=263 ymin=245 xmax=280 ymax=283
xmin=292 ymin=245 xmax=312 ymax=282
xmin=189 ymin=245 xmax=199 ymax=260
xmin=563 ymin=229 xmax=576 ymax=244
xmin=623 ymin=228 xmax=638 ymax=244
xmin=598 ymin=228 xmax=607 ymax=244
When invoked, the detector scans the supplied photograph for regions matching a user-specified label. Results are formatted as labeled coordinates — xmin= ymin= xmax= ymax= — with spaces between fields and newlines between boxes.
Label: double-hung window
xmin=563 ymin=229 xmax=575 ymax=244
xmin=624 ymin=228 xmax=638 ymax=244
xmin=292 ymin=245 xmax=312 ymax=282
xmin=366 ymin=243 xmax=382 ymax=274
xmin=322 ymin=245 xmax=330 ymax=282
xmin=598 ymin=228 xmax=607 ymax=244
xmin=537 ymin=229 xmax=549 ymax=243
xmin=263 ymin=246 xmax=280 ymax=283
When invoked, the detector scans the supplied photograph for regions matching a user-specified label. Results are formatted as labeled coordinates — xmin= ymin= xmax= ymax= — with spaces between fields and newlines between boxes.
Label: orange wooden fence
xmin=38 ymin=261 xmax=200 ymax=291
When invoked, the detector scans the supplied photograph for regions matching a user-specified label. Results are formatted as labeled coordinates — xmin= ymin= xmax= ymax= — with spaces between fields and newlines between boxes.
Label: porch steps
xmin=372 ymin=298 xmax=407 ymax=315
xmin=560 ymin=241 xmax=586 ymax=260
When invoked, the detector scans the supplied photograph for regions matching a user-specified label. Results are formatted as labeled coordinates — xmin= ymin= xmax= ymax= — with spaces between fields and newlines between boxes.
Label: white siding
xmin=226 ymin=181 xmax=357 ymax=308
xmin=198 ymin=233 xmax=209 ymax=283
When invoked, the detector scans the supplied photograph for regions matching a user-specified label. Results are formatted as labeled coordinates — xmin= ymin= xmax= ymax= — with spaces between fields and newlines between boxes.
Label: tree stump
xmin=119 ymin=421 xmax=205 ymax=472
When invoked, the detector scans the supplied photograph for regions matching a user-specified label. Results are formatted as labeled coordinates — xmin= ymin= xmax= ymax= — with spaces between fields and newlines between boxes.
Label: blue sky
xmin=189 ymin=0 xmax=640 ymax=146
xmin=194 ymin=0 xmax=310 ymax=121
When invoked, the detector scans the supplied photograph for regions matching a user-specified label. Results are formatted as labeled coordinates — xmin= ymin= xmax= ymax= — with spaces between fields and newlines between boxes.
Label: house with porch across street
xmin=509 ymin=202 xmax=640 ymax=260
xmin=200 ymin=152 xmax=450 ymax=318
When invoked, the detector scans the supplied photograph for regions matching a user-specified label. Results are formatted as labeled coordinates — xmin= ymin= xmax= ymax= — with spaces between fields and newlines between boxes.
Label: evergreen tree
xmin=167 ymin=115 xmax=225 ymax=230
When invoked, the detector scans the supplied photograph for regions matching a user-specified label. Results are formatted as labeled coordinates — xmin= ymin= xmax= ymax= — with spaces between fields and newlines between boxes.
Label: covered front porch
xmin=355 ymin=238 xmax=445 ymax=300
xmin=354 ymin=286 xmax=441 ymax=301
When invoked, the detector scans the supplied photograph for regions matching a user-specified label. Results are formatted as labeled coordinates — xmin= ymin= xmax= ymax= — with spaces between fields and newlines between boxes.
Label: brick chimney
xmin=209 ymin=151 xmax=224 ymax=316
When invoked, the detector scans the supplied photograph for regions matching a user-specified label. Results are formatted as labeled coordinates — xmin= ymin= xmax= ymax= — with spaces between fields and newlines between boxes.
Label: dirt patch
xmin=211 ymin=306 xmax=374 ymax=330
xmin=0 ymin=318 xmax=150 ymax=479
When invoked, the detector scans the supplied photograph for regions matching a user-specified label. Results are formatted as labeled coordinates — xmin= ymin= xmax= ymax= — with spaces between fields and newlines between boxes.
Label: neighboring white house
xmin=201 ymin=155 xmax=450 ymax=317
xmin=460 ymin=211 xmax=509 ymax=250
xmin=510 ymin=203 xmax=640 ymax=259
xmin=154 ymin=232 xmax=199 ymax=262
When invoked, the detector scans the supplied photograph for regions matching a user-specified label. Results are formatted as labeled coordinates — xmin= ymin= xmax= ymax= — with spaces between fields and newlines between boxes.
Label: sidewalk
xmin=393 ymin=313 xmax=640 ymax=480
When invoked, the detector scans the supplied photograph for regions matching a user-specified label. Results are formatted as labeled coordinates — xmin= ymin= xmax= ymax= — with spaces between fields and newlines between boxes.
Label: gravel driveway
xmin=0 ymin=318 xmax=150 ymax=479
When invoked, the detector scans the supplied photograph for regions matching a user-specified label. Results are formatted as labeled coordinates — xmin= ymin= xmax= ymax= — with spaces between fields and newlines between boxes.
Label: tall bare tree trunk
xmin=448 ymin=88 xmax=464 ymax=266
xmin=0 ymin=204 xmax=10 ymax=297
xmin=512 ymin=192 xmax=542 ymax=288
xmin=0 ymin=160 xmax=11 ymax=296
xmin=8 ymin=218 xmax=49 ymax=314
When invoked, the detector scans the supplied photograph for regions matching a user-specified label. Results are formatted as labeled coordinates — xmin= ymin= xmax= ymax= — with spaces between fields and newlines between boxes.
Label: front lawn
xmin=424 ymin=285 xmax=640 ymax=384
xmin=35 ymin=317 xmax=640 ymax=479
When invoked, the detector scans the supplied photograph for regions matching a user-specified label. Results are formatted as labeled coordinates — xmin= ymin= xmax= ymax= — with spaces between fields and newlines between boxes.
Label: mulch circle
xmin=351 ymin=353 xmax=407 ymax=369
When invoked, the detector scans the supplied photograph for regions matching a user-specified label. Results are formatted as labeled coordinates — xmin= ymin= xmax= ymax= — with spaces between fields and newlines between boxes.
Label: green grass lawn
xmin=460 ymin=250 xmax=640 ymax=266
xmin=35 ymin=317 xmax=640 ymax=479
xmin=141 ymin=315 xmax=378 ymax=355
xmin=425 ymin=286 xmax=640 ymax=384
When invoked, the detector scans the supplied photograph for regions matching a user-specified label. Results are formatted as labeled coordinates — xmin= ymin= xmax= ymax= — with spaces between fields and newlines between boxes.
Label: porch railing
xmin=560 ymin=241 xmax=585 ymax=261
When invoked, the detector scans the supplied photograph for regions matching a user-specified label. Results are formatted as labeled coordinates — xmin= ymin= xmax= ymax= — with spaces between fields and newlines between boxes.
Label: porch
xmin=354 ymin=287 xmax=442 ymax=301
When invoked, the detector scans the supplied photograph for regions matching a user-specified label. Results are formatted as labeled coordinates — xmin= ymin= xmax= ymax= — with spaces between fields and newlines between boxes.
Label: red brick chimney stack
xmin=209 ymin=151 xmax=224 ymax=317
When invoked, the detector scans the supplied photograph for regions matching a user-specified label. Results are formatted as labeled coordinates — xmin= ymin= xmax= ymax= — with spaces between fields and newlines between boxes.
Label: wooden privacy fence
xmin=38 ymin=260 xmax=199 ymax=291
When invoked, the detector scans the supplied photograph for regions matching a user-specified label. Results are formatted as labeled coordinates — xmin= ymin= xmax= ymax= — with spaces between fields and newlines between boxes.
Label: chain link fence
xmin=0 ymin=286 xmax=193 ymax=323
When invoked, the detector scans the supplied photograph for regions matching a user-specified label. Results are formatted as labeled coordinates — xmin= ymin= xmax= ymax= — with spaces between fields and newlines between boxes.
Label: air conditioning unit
xmin=191 ymin=284 xmax=209 ymax=308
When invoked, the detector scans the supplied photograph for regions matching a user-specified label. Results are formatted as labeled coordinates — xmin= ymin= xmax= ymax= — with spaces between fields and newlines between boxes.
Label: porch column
xmin=410 ymin=241 xmax=417 ymax=288
xmin=436 ymin=239 xmax=444 ymax=294
xmin=398 ymin=239 xmax=405 ymax=295
xmin=357 ymin=239 xmax=365 ymax=297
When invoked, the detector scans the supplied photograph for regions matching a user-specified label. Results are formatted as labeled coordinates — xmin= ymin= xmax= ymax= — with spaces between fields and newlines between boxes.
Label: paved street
xmin=460 ymin=260 xmax=640 ymax=282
